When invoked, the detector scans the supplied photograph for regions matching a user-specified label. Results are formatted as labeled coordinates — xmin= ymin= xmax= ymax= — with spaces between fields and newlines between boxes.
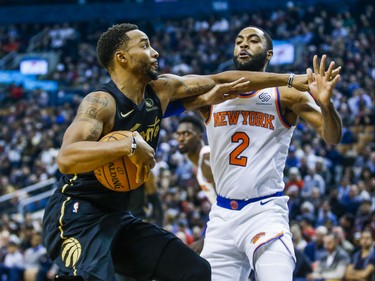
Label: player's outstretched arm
xmin=306 ymin=54 xmax=342 ymax=144
xmin=153 ymin=69 xmax=308 ymax=104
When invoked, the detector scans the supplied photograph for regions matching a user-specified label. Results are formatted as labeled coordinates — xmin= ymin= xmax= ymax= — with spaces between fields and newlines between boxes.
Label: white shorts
xmin=201 ymin=195 xmax=296 ymax=281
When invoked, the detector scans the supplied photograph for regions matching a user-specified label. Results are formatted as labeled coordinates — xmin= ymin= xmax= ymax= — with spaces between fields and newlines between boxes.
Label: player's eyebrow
xmin=139 ymin=37 xmax=149 ymax=43
xmin=236 ymin=34 xmax=261 ymax=41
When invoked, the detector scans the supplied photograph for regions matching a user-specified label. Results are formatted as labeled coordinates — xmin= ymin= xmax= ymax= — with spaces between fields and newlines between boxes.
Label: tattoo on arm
xmin=182 ymin=82 xmax=215 ymax=96
xmin=75 ymin=95 xmax=108 ymax=141
xmin=77 ymin=96 xmax=109 ymax=118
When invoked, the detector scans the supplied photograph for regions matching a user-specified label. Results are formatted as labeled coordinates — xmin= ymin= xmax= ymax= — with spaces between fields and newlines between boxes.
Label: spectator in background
xmin=0 ymin=241 xmax=24 ymax=281
xmin=332 ymin=226 xmax=355 ymax=256
xmin=340 ymin=213 xmax=356 ymax=245
xmin=345 ymin=229 xmax=375 ymax=281
xmin=355 ymin=200 xmax=373 ymax=232
xmin=287 ymin=185 xmax=302 ymax=221
xmin=316 ymin=199 xmax=338 ymax=228
xmin=285 ymin=145 xmax=300 ymax=170
xmin=304 ymin=225 xmax=328 ymax=263
xmin=340 ymin=184 xmax=362 ymax=215
xmin=23 ymin=232 xmax=46 ymax=281
xmin=308 ymin=233 xmax=349 ymax=281
xmin=285 ymin=167 xmax=304 ymax=193
xmin=291 ymin=223 xmax=308 ymax=251
xmin=294 ymin=248 xmax=313 ymax=281
xmin=302 ymin=166 xmax=326 ymax=198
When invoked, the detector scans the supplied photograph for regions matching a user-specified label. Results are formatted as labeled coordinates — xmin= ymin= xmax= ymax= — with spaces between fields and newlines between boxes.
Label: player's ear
xmin=266 ymin=50 xmax=273 ymax=61
xmin=115 ymin=51 xmax=127 ymax=64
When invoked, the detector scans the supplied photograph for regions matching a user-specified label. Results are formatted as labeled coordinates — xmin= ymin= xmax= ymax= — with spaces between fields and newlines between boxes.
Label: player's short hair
xmin=96 ymin=23 xmax=138 ymax=70
xmin=178 ymin=115 xmax=205 ymax=133
xmin=247 ymin=26 xmax=273 ymax=51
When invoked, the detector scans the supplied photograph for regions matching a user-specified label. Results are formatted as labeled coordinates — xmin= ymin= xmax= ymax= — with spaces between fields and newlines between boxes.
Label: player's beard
xmin=134 ymin=60 xmax=159 ymax=80
xmin=146 ymin=66 xmax=159 ymax=80
xmin=233 ymin=50 xmax=268 ymax=72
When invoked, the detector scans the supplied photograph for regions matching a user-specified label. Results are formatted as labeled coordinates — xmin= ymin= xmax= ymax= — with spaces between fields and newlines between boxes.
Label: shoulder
xmin=83 ymin=90 xmax=116 ymax=104
xmin=149 ymin=74 xmax=181 ymax=92
xmin=78 ymin=91 xmax=116 ymax=116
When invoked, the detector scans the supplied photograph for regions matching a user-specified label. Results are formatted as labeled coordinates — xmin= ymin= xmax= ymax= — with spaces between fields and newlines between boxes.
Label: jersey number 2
xmin=229 ymin=132 xmax=249 ymax=167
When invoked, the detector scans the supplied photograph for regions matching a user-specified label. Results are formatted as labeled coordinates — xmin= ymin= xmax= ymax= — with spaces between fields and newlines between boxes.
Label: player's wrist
xmin=287 ymin=73 xmax=295 ymax=88
xmin=129 ymin=133 xmax=137 ymax=156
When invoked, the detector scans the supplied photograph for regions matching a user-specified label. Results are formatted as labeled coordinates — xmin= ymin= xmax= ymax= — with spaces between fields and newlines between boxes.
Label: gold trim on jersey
xmin=58 ymin=196 xmax=71 ymax=239
xmin=62 ymin=174 xmax=78 ymax=193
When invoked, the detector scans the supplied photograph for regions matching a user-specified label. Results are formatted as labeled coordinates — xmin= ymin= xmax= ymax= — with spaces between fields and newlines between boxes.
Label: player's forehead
xmin=126 ymin=29 xmax=149 ymax=46
xmin=236 ymin=27 xmax=264 ymax=40
xmin=177 ymin=122 xmax=194 ymax=132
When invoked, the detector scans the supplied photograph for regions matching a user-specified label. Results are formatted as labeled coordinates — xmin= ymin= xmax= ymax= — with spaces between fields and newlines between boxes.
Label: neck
xmin=111 ymin=70 xmax=148 ymax=105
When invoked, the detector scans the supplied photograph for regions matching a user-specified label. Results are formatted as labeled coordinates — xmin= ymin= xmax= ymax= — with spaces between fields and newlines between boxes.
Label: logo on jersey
xmin=131 ymin=117 xmax=161 ymax=143
xmin=260 ymin=199 xmax=273 ymax=205
xmin=145 ymin=98 xmax=158 ymax=112
xmin=256 ymin=92 xmax=272 ymax=105
xmin=259 ymin=92 xmax=271 ymax=102
xmin=251 ymin=232 xmax=266 ymax=244
xmin=61 ymin=237 xmax=82 ymax=268
xmin=121 ymin=109 xmax=135 ymax=118
xmin=230 ymin=200 xmax=239 ymax=210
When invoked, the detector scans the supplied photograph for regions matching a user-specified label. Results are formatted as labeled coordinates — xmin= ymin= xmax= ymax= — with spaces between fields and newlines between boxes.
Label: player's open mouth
xmin=238 ymin=51 xmax=251 ymax=59
xmin=151 ymin=63 xmax=158 ymax=70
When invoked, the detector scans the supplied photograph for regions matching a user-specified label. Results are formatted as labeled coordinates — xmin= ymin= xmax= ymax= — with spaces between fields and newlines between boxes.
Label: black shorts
xmin=43 ymin=192 xmax=176 ymax=281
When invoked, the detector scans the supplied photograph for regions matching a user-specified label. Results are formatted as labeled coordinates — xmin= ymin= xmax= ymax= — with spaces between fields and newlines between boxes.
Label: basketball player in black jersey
xmin=42 ymin=23 xmax=311 ymax=281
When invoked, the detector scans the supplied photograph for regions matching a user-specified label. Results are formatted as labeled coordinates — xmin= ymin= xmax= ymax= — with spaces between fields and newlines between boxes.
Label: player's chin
xmin=178 ymin=147 xmax=187 ymax=154
xmin=147 ymin=69 xmax=159 ymax=80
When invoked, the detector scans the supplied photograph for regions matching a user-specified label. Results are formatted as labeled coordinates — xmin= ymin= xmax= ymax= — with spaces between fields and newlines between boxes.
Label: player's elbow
xmin=57 ymin=152 xmax=74 ymax=174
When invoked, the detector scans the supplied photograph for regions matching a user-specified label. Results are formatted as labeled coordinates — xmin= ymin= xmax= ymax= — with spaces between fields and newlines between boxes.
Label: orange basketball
xmin=94 ymin=131 xmax=142 ymax=192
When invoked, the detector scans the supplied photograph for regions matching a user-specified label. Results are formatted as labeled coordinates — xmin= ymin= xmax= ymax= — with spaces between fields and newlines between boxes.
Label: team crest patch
xmin=61 ymin=237 xmax=82 ymax=268
xmin=251 ymin=232 xmax=266 ymax=244
xmin=230 ymin=200 xmax=238 ymax=210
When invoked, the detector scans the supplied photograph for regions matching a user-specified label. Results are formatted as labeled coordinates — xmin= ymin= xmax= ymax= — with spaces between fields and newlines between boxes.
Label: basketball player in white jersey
xmin=193 ymin=26 xmax=342 ymax=281
xmin=175 ymin=115 xmax=216 ymax=254
xmin=176 ymin=115 xmax=216 ymax=205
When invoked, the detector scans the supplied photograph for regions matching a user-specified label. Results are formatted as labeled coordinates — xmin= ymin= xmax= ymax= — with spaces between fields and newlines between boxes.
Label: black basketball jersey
xmin=57 ymin=80 xmax=163 ymax=212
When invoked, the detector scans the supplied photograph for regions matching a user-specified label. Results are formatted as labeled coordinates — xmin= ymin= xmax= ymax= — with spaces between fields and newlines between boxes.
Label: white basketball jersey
xmin=205 ymin=87 xmax=295 ymax=199
xmin=196 ymin=146 xmax=217 ymax=205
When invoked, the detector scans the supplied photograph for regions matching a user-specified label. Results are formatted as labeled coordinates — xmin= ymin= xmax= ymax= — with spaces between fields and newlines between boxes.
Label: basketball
xmin=94 ymin=131 xmax=142 ymax=192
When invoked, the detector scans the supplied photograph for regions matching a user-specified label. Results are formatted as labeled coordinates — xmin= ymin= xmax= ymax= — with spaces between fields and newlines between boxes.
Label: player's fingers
xmin=325 ymin=61 xmax=335 ymax=80
xmin=319 ymin=54 xmax=327 ymax=76
xmin=331 ymin=66 xmax=342 ymax=78
xmin=143 ymin=165 xmax=151 ymax=183
xmin=306 ymin=68 xmax=313 ymax=84
xmin=223 ymin=92 xmax=239 ymax=100
xmin=230 ymin=77 xmax=246 ymax=86
xmin=330 ymin=74 xmax=341 ymax=88
xmin=232 ymin=81 xmax=251 ymax=90
xmin=136 ymin=164 xmax=145 ymax=184
xmin=313 ymin=55 xmax=319 ymax=75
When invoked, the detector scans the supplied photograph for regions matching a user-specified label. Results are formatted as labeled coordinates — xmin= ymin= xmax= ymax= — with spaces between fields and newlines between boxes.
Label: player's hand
xmin=306 ymin=54 xmax=341 ymax=108
xmin=200 ymin=77 xmax=251 ymax=105
xmin=213 ymin=77 xmax=251 ymax=102
xmin=128 ymin=131 xmax=155 ymax=184
xmin=190 ymin=237 xmax=204 ymax=254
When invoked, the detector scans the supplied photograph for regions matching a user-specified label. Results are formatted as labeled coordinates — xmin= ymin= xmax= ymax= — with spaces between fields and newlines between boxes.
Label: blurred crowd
xmin=0 ymin=0 xmax=374 ymax=280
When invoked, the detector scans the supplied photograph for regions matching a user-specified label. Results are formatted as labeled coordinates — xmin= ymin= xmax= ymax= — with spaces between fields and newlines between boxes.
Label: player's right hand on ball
xmin=128 ymin=131 xmax=156 ymax=184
